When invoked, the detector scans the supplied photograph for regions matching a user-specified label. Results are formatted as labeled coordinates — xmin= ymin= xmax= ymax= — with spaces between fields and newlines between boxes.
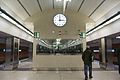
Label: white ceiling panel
xmin=20 ymin=0 xmax=40 ymax=16
xmin=80 ymin=0 xmax=103 ymax=16
xmin=38 ymin=0 xmax=53 ymax=11
xmin=90 ymin=0 xmax=120 ymax=21
xmin=67 ymin=0 xmax=83 ymax=11
xmin=2 ymin=0 xmax=29 ymax=20
xmin=54 ymin=0 xmax=63 ymax=9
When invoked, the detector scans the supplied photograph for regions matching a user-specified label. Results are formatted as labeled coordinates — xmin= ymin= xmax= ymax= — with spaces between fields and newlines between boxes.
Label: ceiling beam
xmin=77 ymin=0 xmax=85 ymax=12
xmin=53 ymin=0 xmax=55 ymax=9
xmin=17 ymin=0 xmax=31 ymax=16
xmin=37 ymin=0 xmax=42 ymax=12
xmin=65 ymin=1 xmax=69 ymax=11
xmin=89 ymin=0 xmax=106 ymax=17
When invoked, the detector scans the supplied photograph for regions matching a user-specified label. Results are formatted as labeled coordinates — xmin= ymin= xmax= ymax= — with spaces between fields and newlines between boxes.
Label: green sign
xmin=34 ymin=32 xmax=40 ymax=38
xmin=79 ymin=32 xmax=86 ymax=38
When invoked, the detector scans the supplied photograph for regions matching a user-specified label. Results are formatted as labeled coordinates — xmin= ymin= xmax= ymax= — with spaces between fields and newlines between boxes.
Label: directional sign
xmin=34 ymin=32 xmax=40 ymax=38
xmin=79 ymin=32 xmax=86 ymax=38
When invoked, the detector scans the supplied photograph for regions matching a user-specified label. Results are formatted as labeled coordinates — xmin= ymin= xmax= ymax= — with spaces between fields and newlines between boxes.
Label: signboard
xmin=34 ymin=32 xmax=40 ymax=38
xmin=79 ymin=32 xmax=86 ymax=38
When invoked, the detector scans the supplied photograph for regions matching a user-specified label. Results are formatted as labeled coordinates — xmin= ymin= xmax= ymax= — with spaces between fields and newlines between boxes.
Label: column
xmin=4 ymin=37 xmax=13 ymax=70
xmin=4 ymin=37 xmax=20 ymax=70
xmin=32 ymin=38 xmax=37 ymax=70
xmin=100 ymin=38 xmax=106 ymax=67
xmin=82 ymin=38 xmax=86 ymax=52
xmin=106 ymin=38 xmax=114 ymax=70
xmin=100 ymin=37 xmax=113 ymax=69
xmin=12 ymin=37 xmax=20 ymax=69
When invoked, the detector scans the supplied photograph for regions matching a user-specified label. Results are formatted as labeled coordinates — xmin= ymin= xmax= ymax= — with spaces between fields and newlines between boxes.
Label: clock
xmin=53 ymin=14 xmax=67 ymax=27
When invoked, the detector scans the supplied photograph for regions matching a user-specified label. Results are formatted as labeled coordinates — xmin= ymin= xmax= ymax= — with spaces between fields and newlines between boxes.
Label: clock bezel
xmin=53 ymin=13 xmax=67 ymax=27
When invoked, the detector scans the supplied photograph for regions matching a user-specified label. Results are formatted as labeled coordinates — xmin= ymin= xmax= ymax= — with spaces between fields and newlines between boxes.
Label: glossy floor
xmin=0 ymin=71 xmax=120 ymax=80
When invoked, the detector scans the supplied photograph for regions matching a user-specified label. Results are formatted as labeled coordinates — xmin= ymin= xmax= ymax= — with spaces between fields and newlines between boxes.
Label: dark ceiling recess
xmin=77 ymin=0 xmax=85 ymax=12
xmin=53 ymin=0 xmax=55 ymax=9
xmin=17 ymin=0 xmax=31 ymax=16
xmin=37 ymin=0 xmax=42 ymax=12
xmin=65 ymin=1 xmax=69 ymax=11
xmin=89 ymin=0 xmax=106 ymax=17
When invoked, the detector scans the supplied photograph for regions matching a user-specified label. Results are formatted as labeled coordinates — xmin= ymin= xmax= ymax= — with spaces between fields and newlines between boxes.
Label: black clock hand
xmin=59 ymin=15 xmax=61 ymax=21
xmin=60 ymin=19 xmax=64 ymax=21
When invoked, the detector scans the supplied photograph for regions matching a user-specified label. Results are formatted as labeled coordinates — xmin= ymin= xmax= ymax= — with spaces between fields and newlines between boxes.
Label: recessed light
xmin=56 ymin=0 xmax=62 ymax=2
xmin=52 ymin=31 xmax=55 ymax=33
xmin=116 ymin=36 xmax=120 ymax=39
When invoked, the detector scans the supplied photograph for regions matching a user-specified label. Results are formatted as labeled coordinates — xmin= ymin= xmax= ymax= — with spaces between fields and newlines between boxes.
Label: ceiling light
xmin=52 ymin=31 xmax=55 ymax=33
xmin=56 ymin=0 xmax=62 ymax=2
xmin=116 ymin=36 xmax=120 ymax=39
xmin=86 ymin=11 xmax=120 ymax=36
xmin=0 ymin=8 xmax=33 ymax=36
xmin=56 ymin=38 xmax=61 ymax=42
xmin=66 ymin=0 xmax=71 ymax=2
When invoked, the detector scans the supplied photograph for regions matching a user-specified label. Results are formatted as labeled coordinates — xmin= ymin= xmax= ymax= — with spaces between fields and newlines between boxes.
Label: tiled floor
xmin=0 ymin=71 xmax=119 ymax=80
xmin=0 ymin=60 xmax=119 ymax=80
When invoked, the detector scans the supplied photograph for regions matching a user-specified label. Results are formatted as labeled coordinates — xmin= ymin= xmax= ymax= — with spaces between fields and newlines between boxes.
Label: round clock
xmin=53 ymin=14 xmax=67 ymax=27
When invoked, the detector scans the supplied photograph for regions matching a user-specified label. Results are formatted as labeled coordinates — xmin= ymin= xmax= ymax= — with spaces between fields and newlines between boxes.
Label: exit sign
xmin=34 ymin=32 xmax=40 ymax=38
xmin=79 ymin=32 xmax=86 ymax=38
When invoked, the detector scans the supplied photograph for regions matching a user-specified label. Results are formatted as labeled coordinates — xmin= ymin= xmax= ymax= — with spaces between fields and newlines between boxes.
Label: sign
xmin=79 ymin=32 xmax=86 ymax=38
xmin=34 ymin=32 xmax=40 ymax=38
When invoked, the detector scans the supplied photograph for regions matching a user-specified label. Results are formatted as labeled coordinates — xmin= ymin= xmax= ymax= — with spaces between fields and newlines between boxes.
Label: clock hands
xmin=59 ymin=14 xmax=65 ymax=21
xmin=59 ymin=14 xmax=61 ymax=21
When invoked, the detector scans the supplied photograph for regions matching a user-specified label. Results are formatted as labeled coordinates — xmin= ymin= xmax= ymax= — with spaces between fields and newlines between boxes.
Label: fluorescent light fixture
xmin=56 ymin=0 xmax=62 ymax=1
xmin=56 ymin=0 xmax=71 ymax=2
xmin=116 ymin=36 xmax=120 ymax=39
xmin=0 ymin=9 xmax=33 ymax=36
xmin=86 ymin=11 xmax=120 ymax=36
xmin=93 ymin=50 xmax=99 ymax=52
xmin=56 ymin=38 xmax=61 ymax=41
xmin=19 ymin=50 xmax=22 ymax=52
xmin=86 ymin=25 xmax=104 ymax=35
xmin=66 ymin=0 xmax=71 ymax=2
xmin=56 ymin=41 xmax=60 ymax=45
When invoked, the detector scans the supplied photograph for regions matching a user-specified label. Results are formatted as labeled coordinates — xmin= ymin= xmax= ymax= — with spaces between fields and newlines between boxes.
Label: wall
xmin=27 ymin=9 xmax=94 ymax=39
xmin=33 ymin=55 xmax=83 ymax=70
xmin=32 ymin=39 xmax=83 ymax=70
xmin=86 ymin=3 xmax=120 ymax=42
xmin=0 ymin=17 xmax=33 ymax=42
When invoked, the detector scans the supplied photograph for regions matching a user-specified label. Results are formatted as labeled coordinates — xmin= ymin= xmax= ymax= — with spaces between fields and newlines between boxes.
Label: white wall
xmin=86 ymin=3 xmax=120 ymax=42
xmin=27 ymin=9 xmax=94 ymax=39
xmin=0 ymin=17 xmax=33 ymax=42
xmin=33 ymin=55 xmax=83 ymax=70
xmin=86 ymin=18 xmax=120 ymax=42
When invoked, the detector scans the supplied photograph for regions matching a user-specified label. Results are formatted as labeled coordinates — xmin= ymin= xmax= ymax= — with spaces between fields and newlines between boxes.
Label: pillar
xmin=106 ymin=38 xmax=114 ymax=70
xmin=4 ymin=37 xmax=13 ymax=70
xmin=32 ymin=38 xmax=37 ymax=70
xmin=100 ymin=38 xmax=106 ymax=65
xmin=100 ymin=37 xmax=113 ymax=69
xmin=82 ymin=38 xmax=86 ymax=52
xmin=4 ymin=37 xmax=20 ymax=70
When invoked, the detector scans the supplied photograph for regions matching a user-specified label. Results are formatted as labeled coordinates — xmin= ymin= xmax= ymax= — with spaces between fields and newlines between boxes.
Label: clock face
xmin=53 ymin=14 xmax=67 ymax=27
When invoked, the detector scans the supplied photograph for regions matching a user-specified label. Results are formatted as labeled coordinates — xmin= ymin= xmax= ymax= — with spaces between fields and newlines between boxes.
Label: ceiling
xmin=1 ymin=0 xmax=120 ymax=21
xmin=0 ymin=0 xmax=120 ymax=40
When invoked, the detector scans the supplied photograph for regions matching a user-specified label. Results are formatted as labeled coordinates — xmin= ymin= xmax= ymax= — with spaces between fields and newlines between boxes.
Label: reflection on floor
xmin=18 ymin=60 xmax=32 ymax=71
xmin=0 ymin=60 xmax=120 ymax=80
xmin=0 ymin=71 xmax=119 ymax=80
xmin=17 ymin=60 xmax=102 ymax=71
